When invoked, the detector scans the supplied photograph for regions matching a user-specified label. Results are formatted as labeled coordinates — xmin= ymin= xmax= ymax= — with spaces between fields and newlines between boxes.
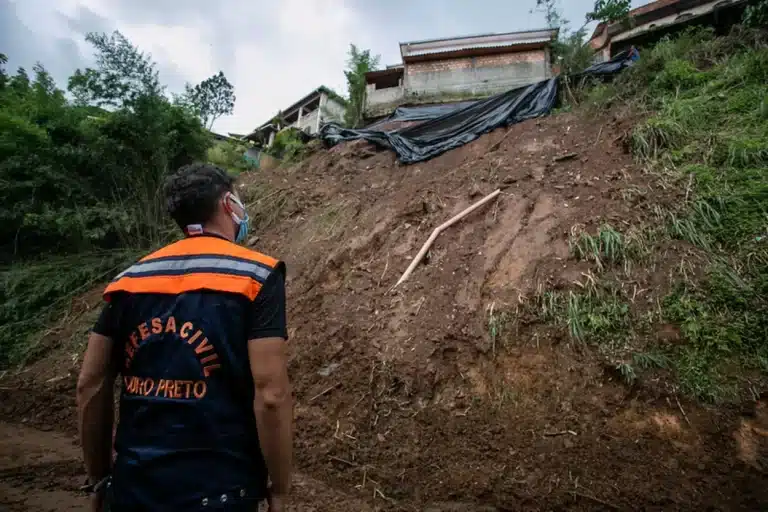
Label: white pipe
xmin=394 ymin=189 xmax=501 ymax=288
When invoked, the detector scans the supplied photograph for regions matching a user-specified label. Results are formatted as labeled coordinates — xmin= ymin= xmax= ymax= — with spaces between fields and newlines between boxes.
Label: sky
xmin=1 ymin=0 xmax=646 ymax=135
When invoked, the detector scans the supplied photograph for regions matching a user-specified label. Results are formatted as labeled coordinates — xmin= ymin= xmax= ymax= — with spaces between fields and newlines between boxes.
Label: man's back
xmin=108 ymin=290 xmax=267 ymax=509
xmin=94 ymin=236 xmax=286 ymax=510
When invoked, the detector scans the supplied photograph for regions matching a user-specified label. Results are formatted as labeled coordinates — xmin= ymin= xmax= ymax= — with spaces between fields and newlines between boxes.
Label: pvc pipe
xmin=394 ymin=189 xmax=501 ymax=287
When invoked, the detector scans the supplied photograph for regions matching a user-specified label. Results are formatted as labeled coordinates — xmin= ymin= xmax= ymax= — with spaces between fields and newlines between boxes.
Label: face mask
xmin=226 ymin=193 xmax=250 ymax=244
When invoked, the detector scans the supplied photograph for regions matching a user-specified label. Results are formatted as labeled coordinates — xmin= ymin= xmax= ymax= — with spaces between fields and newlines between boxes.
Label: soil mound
xmin=2 ymin=110 xmax=767 ymax=510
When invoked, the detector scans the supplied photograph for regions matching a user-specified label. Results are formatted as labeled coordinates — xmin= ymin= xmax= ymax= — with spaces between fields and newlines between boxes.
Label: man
xmin=76 ymin=163 xmax=293 ymax=511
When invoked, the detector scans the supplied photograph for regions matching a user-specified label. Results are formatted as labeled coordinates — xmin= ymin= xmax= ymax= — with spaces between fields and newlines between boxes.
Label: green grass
xmin=581 ymin=27 xmax=768 ymax=402
xmin=528 ymin=281 xmax=632 ymax=350
xmin=570 ymin=224 xmax=634 ymax=271
xmin=0 ymin=249 xmax=140 ymax=368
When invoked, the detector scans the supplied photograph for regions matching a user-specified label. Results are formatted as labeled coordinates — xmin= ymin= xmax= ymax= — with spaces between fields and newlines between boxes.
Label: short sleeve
xmin=92 ymin=296 xmax=122 ymax=339
xmin=248 ymin=267 xmax=288 ymax=340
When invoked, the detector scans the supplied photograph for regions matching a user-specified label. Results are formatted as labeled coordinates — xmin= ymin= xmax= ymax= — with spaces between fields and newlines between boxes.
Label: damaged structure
xmin=244 ymin=86 xmax=346 ymax=147
xmin=364 ymin=28 xmax=559 ymax=118
xmin=589 ymin=0 xmax=749 ymax=60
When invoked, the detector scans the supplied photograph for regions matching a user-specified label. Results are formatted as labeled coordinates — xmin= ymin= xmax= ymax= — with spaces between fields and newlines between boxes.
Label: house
xmin=364 ymin=28 xmax=559 ymax=118
xmin=589 ymin=0 xmax=749 ymax=61
xmin=243 ymin=86 xmax=346 ymax=146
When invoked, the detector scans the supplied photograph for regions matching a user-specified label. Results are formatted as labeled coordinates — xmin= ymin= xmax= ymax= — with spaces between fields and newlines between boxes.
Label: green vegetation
xmin=529 ymin=280 xmax=632 ymax=349
xmin=265 ymin=129 xmax=308 ymax=163
xmin=492 ymin=27 xmax=767 ymax=402
xmin=0 ymin=31 xmax=216 ymax=368
xmin=579 ymin=27 xmax=768 ymax=401
xmin=586 ymin=0 xmax=631 ymax=24
xmin=571 ymin=224 xmax=631 ymax=271
xmin=535 ymin=0 xmax=594 ymax=75
xmin=207 ymin=139 xmax=256 ymax=175
xmin=0 ymin=250 xmax=140 ymax=366
xmin=743 ymin=0 xmax=768 ymax=28
xmin=343 ymin=44 xmax=380 ymax=128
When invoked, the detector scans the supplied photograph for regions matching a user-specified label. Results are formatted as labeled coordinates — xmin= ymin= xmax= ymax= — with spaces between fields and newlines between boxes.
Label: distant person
xmin=76 ymin=163 xmax=293 ymax=511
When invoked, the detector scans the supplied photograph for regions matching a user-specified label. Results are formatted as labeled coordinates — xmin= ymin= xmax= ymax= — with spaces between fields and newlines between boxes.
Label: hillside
xmin=2 ymin=28 xmax=768 ymax=511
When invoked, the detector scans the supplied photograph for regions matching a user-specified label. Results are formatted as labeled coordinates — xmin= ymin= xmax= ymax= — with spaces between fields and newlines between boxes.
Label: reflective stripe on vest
xmin=104 ymin=236 xmax=279 ymax=301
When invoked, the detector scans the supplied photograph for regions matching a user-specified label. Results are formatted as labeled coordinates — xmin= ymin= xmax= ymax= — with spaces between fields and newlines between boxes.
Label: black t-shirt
xmin=93 ymin=267 xmax=287 ymax=341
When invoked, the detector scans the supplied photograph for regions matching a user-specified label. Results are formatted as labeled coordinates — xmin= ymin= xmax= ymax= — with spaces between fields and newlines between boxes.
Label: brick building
xmin=364 ymin=29 xmax=558 ymax=118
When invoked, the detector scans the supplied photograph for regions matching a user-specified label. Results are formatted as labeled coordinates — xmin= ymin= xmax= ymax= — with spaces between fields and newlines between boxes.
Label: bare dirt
xmin=2 ymin=109 xmax=768 ymax=511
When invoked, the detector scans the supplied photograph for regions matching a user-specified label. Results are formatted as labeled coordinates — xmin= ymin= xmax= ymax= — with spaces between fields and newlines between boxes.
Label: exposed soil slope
xmin=2 ymin=109 xmax=767 ymax=511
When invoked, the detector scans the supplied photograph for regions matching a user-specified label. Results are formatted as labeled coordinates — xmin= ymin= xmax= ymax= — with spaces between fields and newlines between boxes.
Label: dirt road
xmin=0 ymin=421 xmax=378 ymax=512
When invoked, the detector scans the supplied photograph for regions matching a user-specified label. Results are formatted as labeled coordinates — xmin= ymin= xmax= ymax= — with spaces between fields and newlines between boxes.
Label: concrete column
xmin=267 ymin=130 xmax=275 ymax=148
xmin=316 ymin=93 xmax=327 ymax=133
xmin=297 ymin=106 xmax=303 ymax=128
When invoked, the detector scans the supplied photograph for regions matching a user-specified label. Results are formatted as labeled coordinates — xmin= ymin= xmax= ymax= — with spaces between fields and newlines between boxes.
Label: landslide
xmin=233 ymin=106 xmax=766 ymax=510
xmin=3 ymin=105 xmax=767 ymax=510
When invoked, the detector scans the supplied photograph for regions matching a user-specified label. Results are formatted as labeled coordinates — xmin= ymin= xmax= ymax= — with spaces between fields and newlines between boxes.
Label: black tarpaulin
xmin=387 ymin=101 xmax=479 ymax=122
xmin=319 ymin=50 xmax=637 ymax=164
xmin=574 ymin=47 xmax=640 ymax=79
xmin=321 ymin=78 xmax=557 ymax=164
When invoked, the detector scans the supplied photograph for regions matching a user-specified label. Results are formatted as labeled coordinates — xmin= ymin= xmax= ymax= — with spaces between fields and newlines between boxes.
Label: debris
xmin=309 ymin=382 xmax=341 ymax=402
xmin=572 ymin=490 xmax=620 ymax=510
xmin=329 ymin=456 xmax=358 ymax=467
xmin=553 ymin=152 xmax=578 ymax=162
xmin=394 ymin=189 xmax=501 ymax=287
xmin=675 ymin=394 xmax=691 ymax=426
xmin=543 ymin=430 xmax=578 ymax=437
xmin=317 ymin=363 xmax=340 ymax=377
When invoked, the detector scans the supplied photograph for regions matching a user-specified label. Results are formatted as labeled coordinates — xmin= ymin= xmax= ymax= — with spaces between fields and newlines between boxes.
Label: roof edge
xmin=400 ymin=27 xmax=556 ymax=47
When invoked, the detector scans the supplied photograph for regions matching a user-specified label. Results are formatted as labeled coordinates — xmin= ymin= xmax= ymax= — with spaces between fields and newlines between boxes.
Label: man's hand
xmin=267 ymin=491 xmax=287 ymax=512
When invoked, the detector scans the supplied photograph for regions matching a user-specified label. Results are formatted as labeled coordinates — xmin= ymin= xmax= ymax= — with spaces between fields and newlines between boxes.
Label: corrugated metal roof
xmin=401 ymin=28 xmax=553 ymax=46
xmin=405 ymin=38 xmax=552 ymax=57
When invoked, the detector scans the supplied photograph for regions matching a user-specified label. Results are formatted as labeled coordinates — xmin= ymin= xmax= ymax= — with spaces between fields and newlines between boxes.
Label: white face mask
xmin=226 ymin=193 xmax=250 ymax=244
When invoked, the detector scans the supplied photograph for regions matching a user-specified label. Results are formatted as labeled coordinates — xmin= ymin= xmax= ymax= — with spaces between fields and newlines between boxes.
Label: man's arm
xmin=249 ymin=337 xmax=293 ymax=495
xmin=77 ymin=331 xmax=117 ymax=484
xmin=246 ymin=266 xmax=293 ymax=499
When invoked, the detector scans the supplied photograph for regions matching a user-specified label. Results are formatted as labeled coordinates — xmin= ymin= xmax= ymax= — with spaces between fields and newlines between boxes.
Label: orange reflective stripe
xmin=104 ymin=272 xmax=262 ymax=301
xmin=103 ymin=236 xmax=280 ymax=300
xmin=142 ymin=236 xmax=278 ymax=268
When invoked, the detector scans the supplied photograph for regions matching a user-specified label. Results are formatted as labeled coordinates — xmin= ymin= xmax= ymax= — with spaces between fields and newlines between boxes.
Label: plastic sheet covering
xmin=321 ymin=78 xmax=557 ymax=164
xmin=320 ymin=50 xmax=637 ymax=164
xmin=575 ymin=47 xmax=640 ymax=79
xmin=387 ymin=101 xmax=479 ymax=122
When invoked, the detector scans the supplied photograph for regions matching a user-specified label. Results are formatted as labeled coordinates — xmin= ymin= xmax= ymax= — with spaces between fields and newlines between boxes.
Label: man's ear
xmin=221 ymin=192 xmax=234 ymax=215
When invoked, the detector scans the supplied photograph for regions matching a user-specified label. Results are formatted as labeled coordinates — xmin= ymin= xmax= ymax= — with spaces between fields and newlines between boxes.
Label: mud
xmin=2 ymin=110 xmax=768 ymax=510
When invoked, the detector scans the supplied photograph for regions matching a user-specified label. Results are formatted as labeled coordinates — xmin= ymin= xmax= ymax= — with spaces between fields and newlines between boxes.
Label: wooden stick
xmin=394 ymin=189 xmax=501 ymax=287
xmin=309 ymin=382 xmax=340 ymax=402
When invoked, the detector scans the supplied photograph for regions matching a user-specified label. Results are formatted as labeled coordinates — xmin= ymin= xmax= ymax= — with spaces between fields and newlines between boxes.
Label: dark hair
xmin=163 ymin=163 xmax=234 ymax=229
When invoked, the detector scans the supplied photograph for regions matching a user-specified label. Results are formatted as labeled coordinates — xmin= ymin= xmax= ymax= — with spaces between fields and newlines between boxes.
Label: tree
xmin=743 ymin=0 xmax=768 ymax=27
xmin=586 ymin=0 xmax=632 ymax=24
xmin=0 ymin=53 xmax=7 ymax=89
xmin=67 ymin=30 xmax=162 ymax=108
xmin=343 ymin=44 xmax=379 ymax=128
xmin=185 ymin=71 xmax=236 ymax=129
xmin=536 ymin=0 xmax=568 ymax=30
xmin=1 ymin=33 xmax=210 ymax=261
xmin=534 ymin=1 xmax=593 ymax=74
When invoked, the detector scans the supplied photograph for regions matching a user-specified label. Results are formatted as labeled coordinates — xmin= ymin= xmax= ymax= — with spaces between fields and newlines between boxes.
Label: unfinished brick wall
xmin=403 ymin=49 xmax=549 ymax=100
xmin=406 ymin=50 xmax=545 ymax=75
